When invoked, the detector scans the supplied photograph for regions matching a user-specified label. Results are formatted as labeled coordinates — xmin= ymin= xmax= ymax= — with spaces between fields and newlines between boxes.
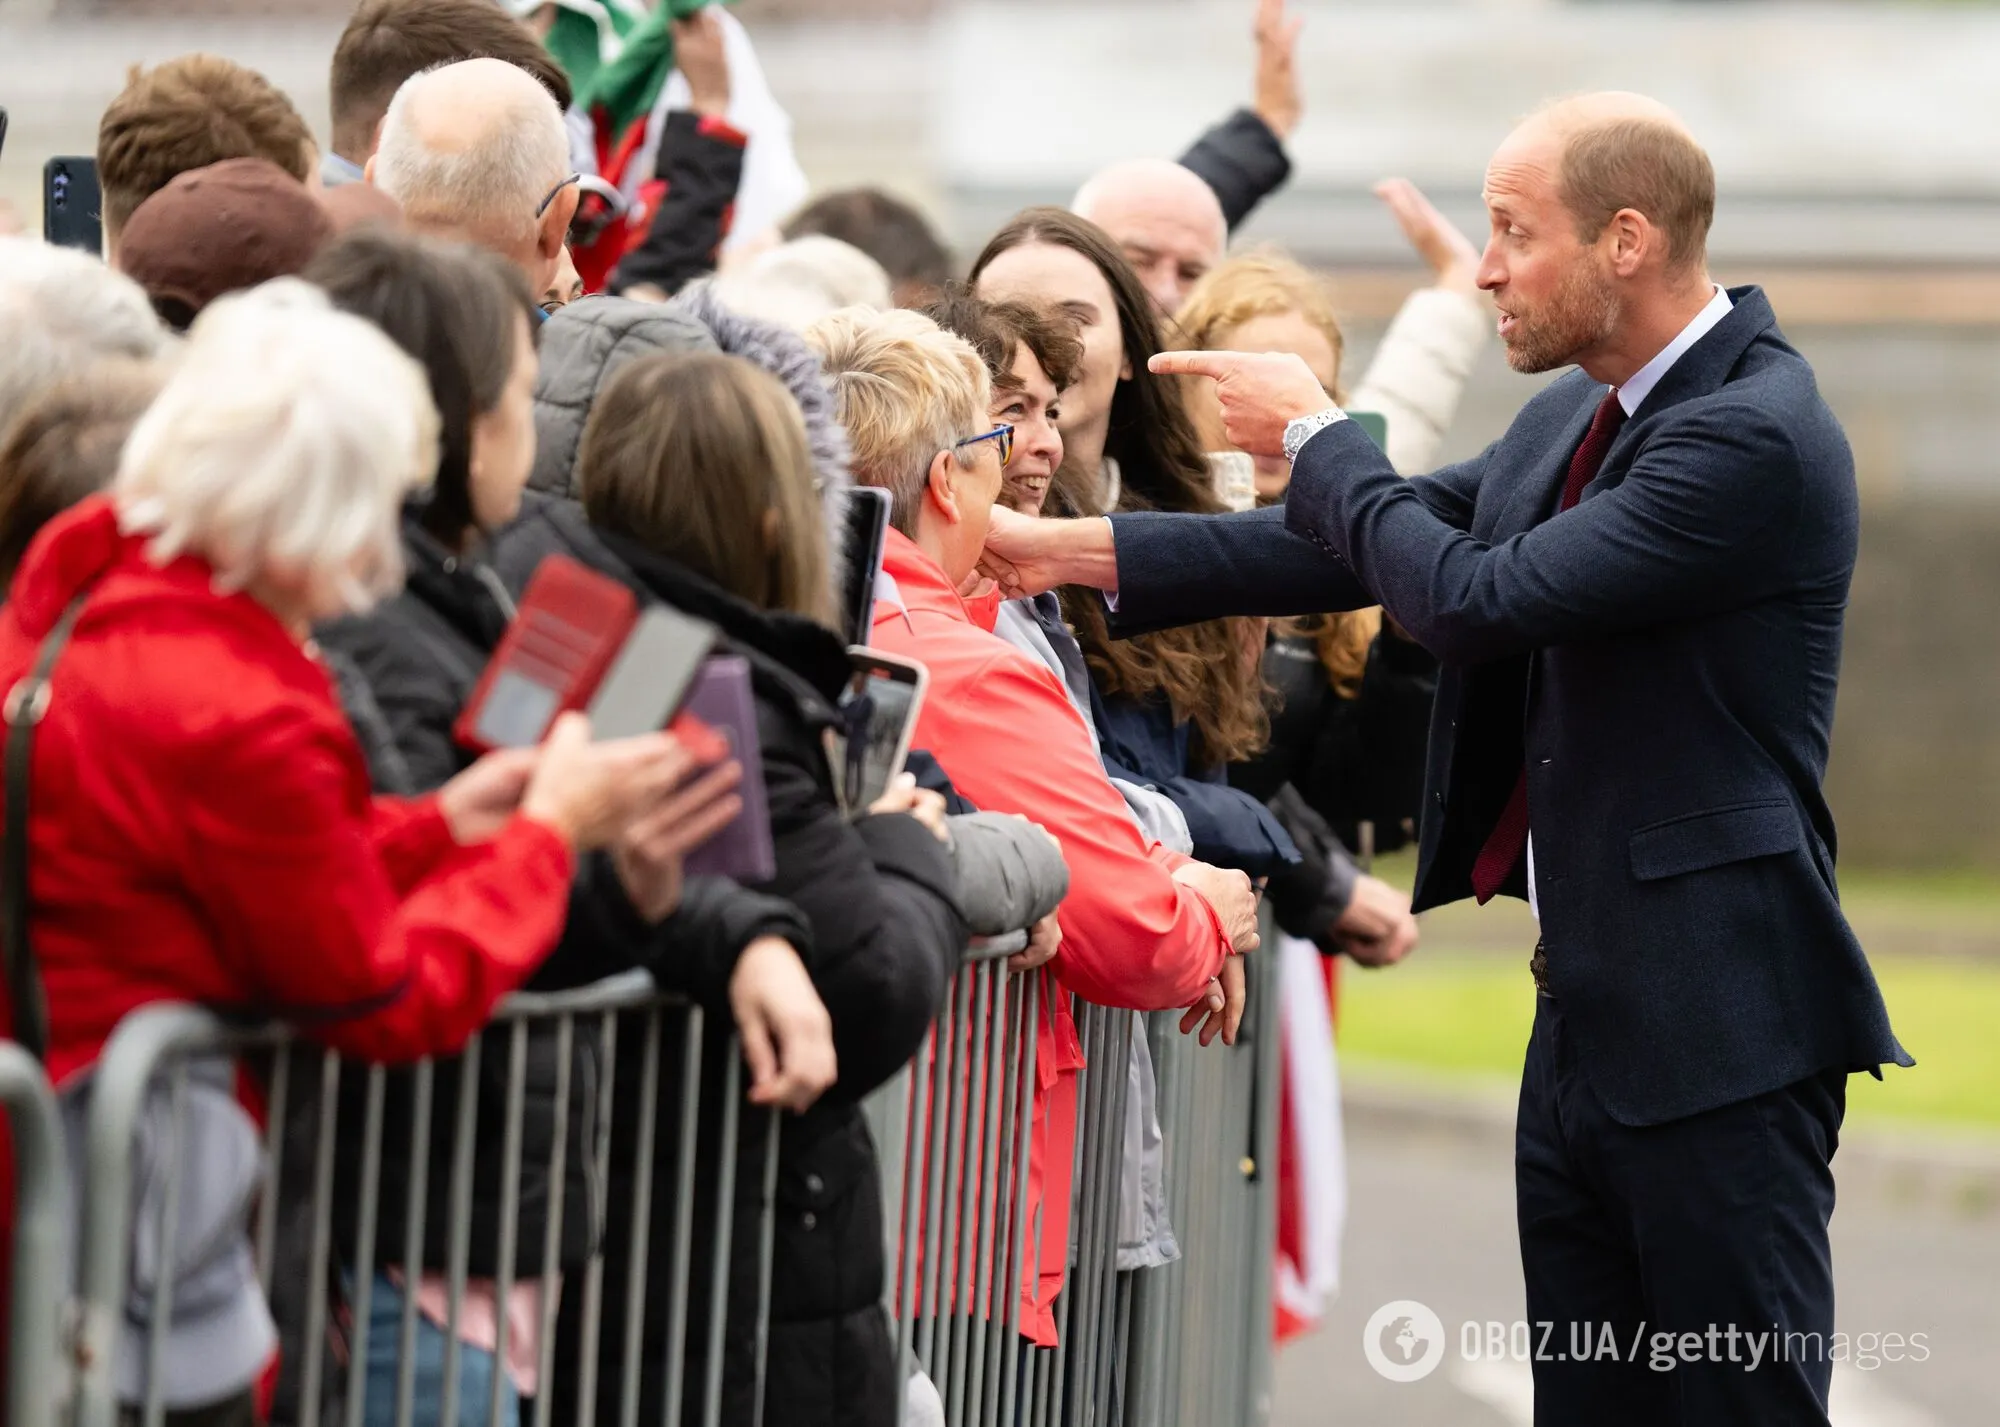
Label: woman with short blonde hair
xmin=803 ymin=306 xmax=992 ymax=538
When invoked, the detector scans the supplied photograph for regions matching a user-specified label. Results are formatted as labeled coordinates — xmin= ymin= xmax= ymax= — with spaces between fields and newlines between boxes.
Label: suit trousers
xmin=1516 ymin=992 xmax=1845 ymax=1426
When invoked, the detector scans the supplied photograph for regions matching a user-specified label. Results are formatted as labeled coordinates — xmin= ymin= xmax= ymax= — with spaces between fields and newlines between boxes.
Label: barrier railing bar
xmin=392 ymin=1059 xmax=436 ymax=1427
xmin=659 ymin=1004 xmax=704 ymax=1427
xmin=915 ymin=978 xmax=958 ymax=1371
xmin=344 ymin=1062 xmax=388 ymax=1427
xmin=615 ymin=1010 xmax=664 ymax=1427
xmin=139 ymin=1060 xmax=188 ymax=1427
xmin=0 ymin=1042 xmax=68 ymax=1427
xmin=487 ymin=1020 xmax=531 ymax=1427
xmin=298 ymin=1049 xmax=342 ymax=1427
xmin=992 ymin=969 xmax=1038 ymax=1427
xmin=698 ymin=1043 xmax=745 ymax=1427
xmin=891 ymin=1037 xmax=928 ymax=1425
xmin=436 ymin=1031 xmax=484 ymax=1427
xmin=932 ymin=968 xmax=976 ymax=1395
xmin=575 ymin=1009 xmax=621 ymax=1427
xmin=749 ymin=1106 xmax=781 ymax=1427
xmin=531 ymin=1014 xmax=575 ymax=1427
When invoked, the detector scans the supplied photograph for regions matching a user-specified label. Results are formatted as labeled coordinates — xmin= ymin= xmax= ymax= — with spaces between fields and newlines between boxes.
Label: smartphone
xmin=0 ymin=110 xmax=10 ymax=162
xmin=585 ymin=603 xmax=717 ymax=740
xmin=43 ymin=156 xmax=104 ymax=255
xmin=455 ymin=555 xmax=638 ymax=752
xmin=838 ymin=486 xmax=893 ymax=648
xmin=679 ymin=655 xmax=776 ymax=883
xmin=833 ymin=648 xmax=929 ymax=817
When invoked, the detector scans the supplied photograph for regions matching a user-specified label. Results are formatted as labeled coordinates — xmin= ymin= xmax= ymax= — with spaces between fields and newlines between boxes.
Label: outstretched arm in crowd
xmin=1346 ymin=179 xmax=1493 ymax=476
xmin=183 ymin=710 xmax=690 ymax=1064
xmin=1178 ymin=0 xmax=1304 ymax=230
xmin=613 ymin=9 xmax=748 ymax=299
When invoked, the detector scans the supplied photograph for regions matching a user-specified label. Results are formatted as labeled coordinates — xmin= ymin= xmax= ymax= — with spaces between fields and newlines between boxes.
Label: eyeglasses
xmin=953 ymin=424 xmax=1015 ymax=466
xmin=535 ymin=172 xmax=583 ymax=219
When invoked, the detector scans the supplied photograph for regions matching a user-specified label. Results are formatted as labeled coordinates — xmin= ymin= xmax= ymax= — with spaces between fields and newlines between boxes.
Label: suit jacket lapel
xmin=1483 ymin=383 xmax=1601 ymax=541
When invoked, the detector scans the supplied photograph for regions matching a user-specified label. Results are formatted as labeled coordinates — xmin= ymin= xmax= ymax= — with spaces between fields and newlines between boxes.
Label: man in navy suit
xmin=982 ymin=93 xmax=1909 ymax=1425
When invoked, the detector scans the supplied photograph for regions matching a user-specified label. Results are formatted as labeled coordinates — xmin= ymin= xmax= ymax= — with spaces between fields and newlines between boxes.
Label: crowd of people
xmin=0 ymin=1 xmax=1496 ymax=1424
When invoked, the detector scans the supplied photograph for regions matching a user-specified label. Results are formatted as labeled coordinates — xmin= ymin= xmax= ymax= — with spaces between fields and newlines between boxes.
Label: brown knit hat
xmin=116 ymin=157 xmax=335 ymax=329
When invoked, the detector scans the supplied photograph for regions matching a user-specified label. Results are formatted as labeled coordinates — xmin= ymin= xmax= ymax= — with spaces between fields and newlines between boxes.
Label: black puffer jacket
xmin=314 ymin=511 xmax=814 ymax=1282
xmin=493 ymin=498 xmax=966 ymax=1427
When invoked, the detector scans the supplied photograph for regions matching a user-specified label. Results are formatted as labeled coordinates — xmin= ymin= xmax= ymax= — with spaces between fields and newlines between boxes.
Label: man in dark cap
xmin=114 ymin=157 xmax=335 ymax=331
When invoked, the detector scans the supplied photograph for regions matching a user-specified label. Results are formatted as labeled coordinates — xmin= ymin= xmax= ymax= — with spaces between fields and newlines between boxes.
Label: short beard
xmin=1504 ymin=263 xmax=1620 ymax=375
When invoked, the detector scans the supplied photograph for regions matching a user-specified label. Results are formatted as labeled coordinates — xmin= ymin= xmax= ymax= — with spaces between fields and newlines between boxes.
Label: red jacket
xmin=871 ymin=531 xmax=1231 ymax=1344
xmin=0 ymin=499 xmax=576 ymax=1084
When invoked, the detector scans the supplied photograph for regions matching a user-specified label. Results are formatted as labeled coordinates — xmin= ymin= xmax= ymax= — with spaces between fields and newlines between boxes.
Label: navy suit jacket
xmin=1109 ymin=287 xmax=1910 ymax=1124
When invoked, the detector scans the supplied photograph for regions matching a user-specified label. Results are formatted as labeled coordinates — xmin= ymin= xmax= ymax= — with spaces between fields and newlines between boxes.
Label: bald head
xmin=1072 ymin=158 xmax=1227 ymax=314
xmin=1501 ymin=91 xmax=1715 ymax=273
xmin=369 ymin=57 xmax=574 ymax=287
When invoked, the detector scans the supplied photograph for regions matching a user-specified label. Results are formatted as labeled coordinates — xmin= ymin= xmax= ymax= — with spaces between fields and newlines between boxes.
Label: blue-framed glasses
xmin=953 ymin=424 xmax=1015 ymax=466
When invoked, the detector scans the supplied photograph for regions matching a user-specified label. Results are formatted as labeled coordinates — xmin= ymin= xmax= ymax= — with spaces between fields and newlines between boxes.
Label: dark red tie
xmin=1468 ymin=389 xmax=1627 ymax=905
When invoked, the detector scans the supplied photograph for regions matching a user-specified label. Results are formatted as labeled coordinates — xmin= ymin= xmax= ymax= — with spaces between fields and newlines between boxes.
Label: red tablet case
xmin=453 ymin=555 xmax=639 ymax=753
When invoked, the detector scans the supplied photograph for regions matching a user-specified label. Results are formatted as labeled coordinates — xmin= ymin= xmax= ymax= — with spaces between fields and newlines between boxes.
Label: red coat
xmin=871 ymin=531 xmax=1231 ymax=1345
xmin=0 ymin=499 xmax=576 ymax=1084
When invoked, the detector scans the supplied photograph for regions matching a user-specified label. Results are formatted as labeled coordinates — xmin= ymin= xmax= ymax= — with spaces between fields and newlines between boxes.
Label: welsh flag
xmin=509 ymin=0 xmax=807 ymax=292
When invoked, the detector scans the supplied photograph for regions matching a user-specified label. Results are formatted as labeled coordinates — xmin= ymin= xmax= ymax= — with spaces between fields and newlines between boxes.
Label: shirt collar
xmin=319 ymin=151 xmax=366 ymax=187
xmin=1617 ymin=285 xmax=1733 ymax=417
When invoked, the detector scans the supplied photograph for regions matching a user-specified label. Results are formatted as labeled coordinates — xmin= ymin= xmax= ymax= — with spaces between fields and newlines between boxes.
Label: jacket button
xmin=804 ymin=1173 xmax=824 ymax=1196
xmin=801 ymin=1211 xmax=818 ymax=1231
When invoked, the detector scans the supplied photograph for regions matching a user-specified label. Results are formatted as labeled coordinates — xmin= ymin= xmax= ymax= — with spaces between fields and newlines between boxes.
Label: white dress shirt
xmin=1526 ymin=286 xmax=1732 ymax=919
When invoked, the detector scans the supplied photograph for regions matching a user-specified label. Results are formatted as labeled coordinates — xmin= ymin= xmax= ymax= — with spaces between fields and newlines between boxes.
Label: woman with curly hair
xmin=970 ymin=208 xmax=1296 ymax=878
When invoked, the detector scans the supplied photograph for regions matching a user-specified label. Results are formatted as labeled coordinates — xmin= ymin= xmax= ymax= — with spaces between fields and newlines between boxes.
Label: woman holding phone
xmin=308 ymin=230 xmax=835 ymax=1427
xmin=496 ymin=338 xmax=969 ymax=1427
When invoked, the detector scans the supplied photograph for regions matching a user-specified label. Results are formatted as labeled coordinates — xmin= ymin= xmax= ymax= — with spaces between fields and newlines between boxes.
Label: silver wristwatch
xmin=1283 ymin=407 xmax=1347 ymax=464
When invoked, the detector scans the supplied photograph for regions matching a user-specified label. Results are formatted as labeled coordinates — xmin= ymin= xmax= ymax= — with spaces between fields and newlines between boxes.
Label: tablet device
xmin=585 ymin=603 xmax=717 ymax=740
xmin=455 ymin=555 xmax=637 ymax=752
xmin=832 ymin=648 xmax=929 ymax=817
xmin=679 ymin=655 xmax=777 ymax=883
xmin=838 ymin=486 xmax=893 ymax=648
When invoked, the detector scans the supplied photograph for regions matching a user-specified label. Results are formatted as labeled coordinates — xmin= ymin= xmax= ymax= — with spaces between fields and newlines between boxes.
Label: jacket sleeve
xmin=1107 ymin=446 xmax=1495 ymax=637
xmin=1177 ymin=108 xmax=1292 ymax=231
xmin=1286 ymin=406 xmax=1808 ymax=666
xmin=611 ymin=111 xmax=748 ymax=297
xmin=926 ymin=652 xmax=1233 ymax=1011
xmin=756 ymin=740 xmax=966 ymax=1103
xmin=1094 ymin=739 xmax=1301 ymax=879
xmin=1346 ymin=287 xmax=1492 ymax=476
xmin=944 ymin=811 xmax=1071 ymax=937
xmin=1264 ymin=785 xmax=1359 ymax=947
xmin=178 ymin=706 xmax=573 ymax=1064
xmin=315 ymin=617 xmax=466 ymax=794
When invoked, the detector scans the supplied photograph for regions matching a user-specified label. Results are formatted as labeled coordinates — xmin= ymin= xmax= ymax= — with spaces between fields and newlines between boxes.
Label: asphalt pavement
xmin=1272 ymin=1099 xmax=2000 ymax=1426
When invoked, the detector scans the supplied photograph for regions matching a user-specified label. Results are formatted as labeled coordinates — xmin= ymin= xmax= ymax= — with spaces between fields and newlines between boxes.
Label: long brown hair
xmin=577 ymin=351 xmax=835 ymax=626
xmin=970 ymin=207 xmax=1268 ymax=766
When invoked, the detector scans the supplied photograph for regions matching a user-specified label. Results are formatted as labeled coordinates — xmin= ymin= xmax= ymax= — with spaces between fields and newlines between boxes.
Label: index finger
xmin=1148 ymin=349 xmax=1237 ymax=380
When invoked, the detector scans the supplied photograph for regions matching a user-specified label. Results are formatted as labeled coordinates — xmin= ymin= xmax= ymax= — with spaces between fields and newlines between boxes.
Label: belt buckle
xmin=1529 ymin=941 xmax=1551 ymax=997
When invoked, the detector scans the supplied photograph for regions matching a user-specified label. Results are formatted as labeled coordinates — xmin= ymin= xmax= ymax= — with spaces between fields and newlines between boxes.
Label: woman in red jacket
xmin=0 ymin=281 xmax=695 ymax=1420
xmin=0 ymin=280 xmax=692 ymax=1081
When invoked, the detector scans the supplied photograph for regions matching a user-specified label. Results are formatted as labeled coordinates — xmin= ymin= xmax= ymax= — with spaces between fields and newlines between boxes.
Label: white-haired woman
xmin=0 ymin=280 xmax=694 ymax=1416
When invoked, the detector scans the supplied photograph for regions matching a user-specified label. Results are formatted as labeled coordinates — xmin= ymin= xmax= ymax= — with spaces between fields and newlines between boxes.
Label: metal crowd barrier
xmin=64 ymin=972 xmax=778 ymax=1427
xmin=1 ymin=1040 xmax=69 ymax=1427
xmin=870 ymin=911 xmax=1281 ymax=1427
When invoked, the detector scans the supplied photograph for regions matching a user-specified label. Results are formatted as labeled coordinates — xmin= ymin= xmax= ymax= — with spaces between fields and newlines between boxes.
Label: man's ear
xmin=538 ymin=186 xmax=581 ymax=262
xmin=363 ymin=152 xmax=378 ymax=186
xmin=925 ymin=449 xmax=962 ymax=526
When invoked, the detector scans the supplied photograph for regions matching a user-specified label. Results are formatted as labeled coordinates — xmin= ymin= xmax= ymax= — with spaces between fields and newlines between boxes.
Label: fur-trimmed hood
xmin=526 ymin=292 xmax=855 ymax=579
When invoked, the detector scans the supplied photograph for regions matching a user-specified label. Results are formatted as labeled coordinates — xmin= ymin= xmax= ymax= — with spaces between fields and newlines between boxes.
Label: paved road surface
xmin=1272 ymin=1105 xmax=2000 ymax=1426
